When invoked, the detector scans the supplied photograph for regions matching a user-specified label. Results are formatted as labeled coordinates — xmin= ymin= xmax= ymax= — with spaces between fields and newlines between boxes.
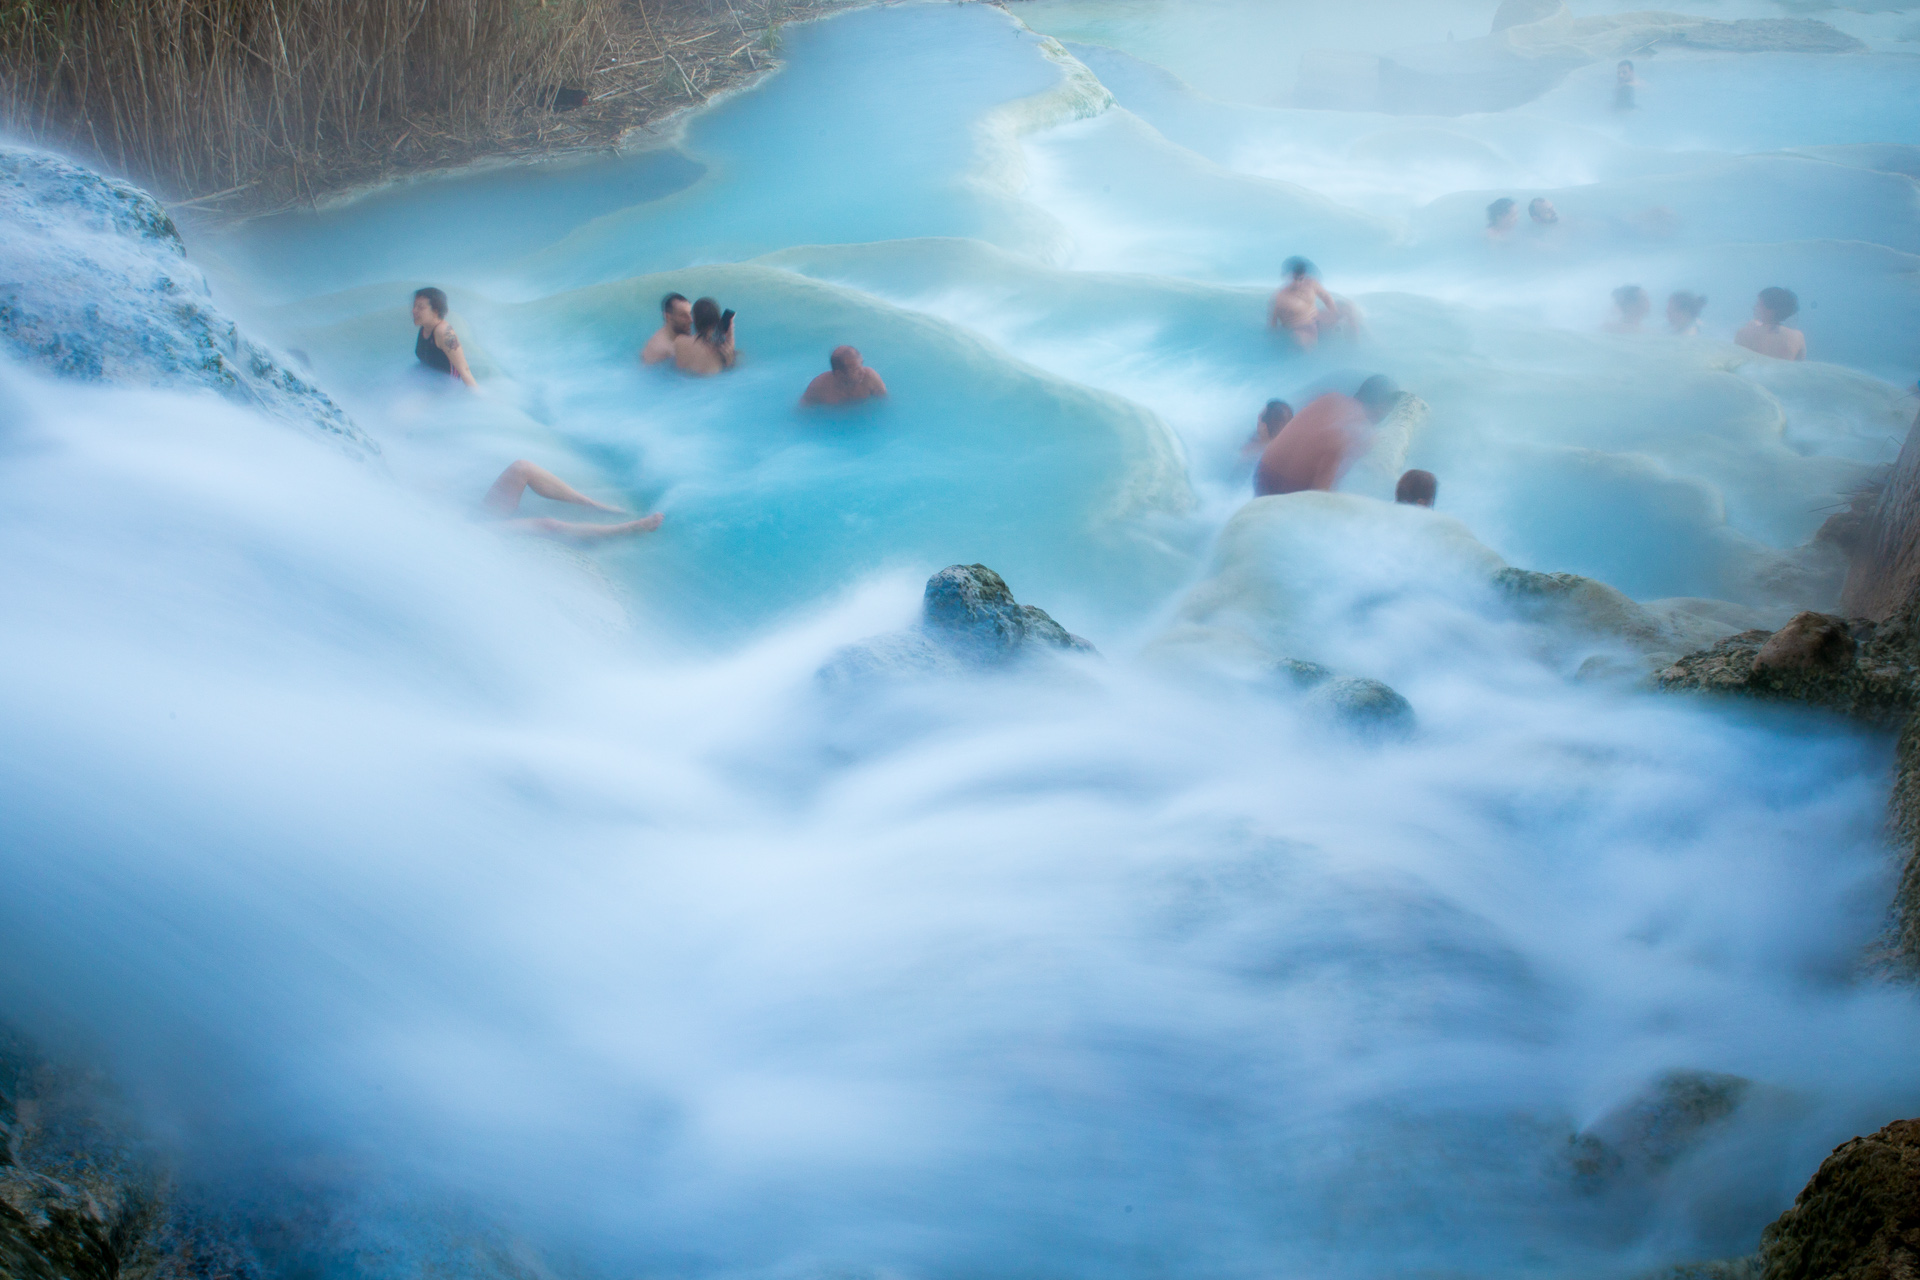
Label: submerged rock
xmin=1569 ymin=1070 xmax=1754 ymax=1188
xmin=817 ymin=564 xmax=1095 ymax=687
xmin=0 ymin=145 xmax=377 ymax=461
xmin=1759 ymin=1118 xmax=1920 ymax=1280
xmin=1268 ymin=658 xmax=1416 ymax=738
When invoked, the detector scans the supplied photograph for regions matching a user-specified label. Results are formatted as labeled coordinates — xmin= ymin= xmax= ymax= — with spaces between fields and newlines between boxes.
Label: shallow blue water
xmin=6 ymin=2 xmax=1920 ymax=1277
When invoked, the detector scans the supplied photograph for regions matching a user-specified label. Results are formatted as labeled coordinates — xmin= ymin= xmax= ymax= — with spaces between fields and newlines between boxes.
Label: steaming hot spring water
xmin=6 ymin=0 xmax=1920 ymax=1275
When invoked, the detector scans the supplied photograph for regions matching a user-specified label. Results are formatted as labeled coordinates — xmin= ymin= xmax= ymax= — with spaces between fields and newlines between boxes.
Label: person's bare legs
xmin=502 ymin=513 xmax=665 ymax=542
xmin=483 ymin=459 xmax=626 ymax=516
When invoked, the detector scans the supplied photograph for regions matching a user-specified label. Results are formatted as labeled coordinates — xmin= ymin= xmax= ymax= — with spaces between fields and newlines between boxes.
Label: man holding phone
xmin=673 ymin=296 xmax=738 ymax=375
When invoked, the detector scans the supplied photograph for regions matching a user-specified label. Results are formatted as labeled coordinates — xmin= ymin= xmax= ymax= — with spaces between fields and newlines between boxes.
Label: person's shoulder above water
xmin=801 ymin=346 xmax=887 ymax=407
xmin=411 ymin=285 xmax=477 ymax=389
xmin=673 ymin=296 xmax=738 ymax=376
xmin=1734 ymin=286 xmax=1806 ymax=361
xmin=643 ymin=292 xmax=692 ymax=366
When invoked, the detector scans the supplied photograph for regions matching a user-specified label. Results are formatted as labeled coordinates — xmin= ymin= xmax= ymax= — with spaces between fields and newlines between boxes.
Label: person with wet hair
xmin=802 ymin=345 xmax=888 ymax=406
xmin=411 ymin=287 xmax=477 ymax=388
xmin=1666 ymin=291 xmax=1707 ymax=336
xmin=1268 ymin=257 xmax=1353 ymax=349
xmin=1254 ymin=375 xmax=1403 ymax=497
xmin=641 ymin=292 xmax=692 ymax=365
xmin=1240 ymin=399 xmax=1295 ymax=461
xmin=1486 ymin=198 xmax=1519 ymax=240
xmin=673 ymin=296 xmax=737 ymax=376
xmin=1395 ymin=469 xmax=1437 ymax=508
xmin=1736 ymin=287 xmax=1806 ymax=361
xmin=1614 ymin=59 xmax=1640 ymax=110
xmin=1528 ymin=198 xmax=1559 ymax=226
xmin=481 ymin=459 xmax=664 ymax=542
xmin=1604 ymin=284 xmax=1651 ymax=334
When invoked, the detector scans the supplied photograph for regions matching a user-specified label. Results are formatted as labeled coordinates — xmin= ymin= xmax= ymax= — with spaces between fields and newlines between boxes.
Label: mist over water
xmin=6 ymin=1 xmax=1920 ymax=1276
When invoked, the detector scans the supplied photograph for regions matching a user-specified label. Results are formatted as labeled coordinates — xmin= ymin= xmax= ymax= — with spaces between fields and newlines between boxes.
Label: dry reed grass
xmin=0 ymin=0 xmax=846 ymax=214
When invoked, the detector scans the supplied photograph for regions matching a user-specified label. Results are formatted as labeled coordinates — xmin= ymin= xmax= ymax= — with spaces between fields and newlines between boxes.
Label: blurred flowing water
xmin=5 ymin=1 xmax=1920 ymax=1276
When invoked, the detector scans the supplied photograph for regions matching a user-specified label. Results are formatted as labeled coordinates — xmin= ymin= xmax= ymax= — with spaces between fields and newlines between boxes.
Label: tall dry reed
xmin=0 ymin=0 xmax=622 ymax=204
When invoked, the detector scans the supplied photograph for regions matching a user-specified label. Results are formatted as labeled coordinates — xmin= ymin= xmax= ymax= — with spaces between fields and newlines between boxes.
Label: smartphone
xmin=720 ymin=308 xmax=736 ymax=333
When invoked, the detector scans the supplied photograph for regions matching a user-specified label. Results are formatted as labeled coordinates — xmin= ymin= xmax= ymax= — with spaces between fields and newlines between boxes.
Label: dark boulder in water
xmin=1760 ymin=1118 xmax=1920 ymax=1280
xmin=0 ymin=144 xmax=378 ymax=461
xmin=817 ymin=564 xmax=1095 ymax=687
xmin=1753 ymin=611 xmax=1858 ymax=676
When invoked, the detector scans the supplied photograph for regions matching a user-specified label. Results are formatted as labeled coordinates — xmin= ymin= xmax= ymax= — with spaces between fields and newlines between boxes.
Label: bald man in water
xmin=801 ymin=346 xmax=888 ymax=406
xmin=1253 ymin=376 xmax=1402 ymax=497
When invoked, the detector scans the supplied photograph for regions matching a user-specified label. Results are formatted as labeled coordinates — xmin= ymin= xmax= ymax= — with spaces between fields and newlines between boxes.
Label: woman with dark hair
xmin=1486 ymin=198 xmax=1519 ymax=240
xmin=410 ymin=286 xmax=477 ymax=388
xmin=673 ymin=296 xmax=738 ymax=376
xmin=1736 ymin=287 xmax=1806 ymax=360
xmin=1604 ymin=284 xmax=1651 ymax=334
xmin=1666 ymin=291 xmax=1707 ymax=336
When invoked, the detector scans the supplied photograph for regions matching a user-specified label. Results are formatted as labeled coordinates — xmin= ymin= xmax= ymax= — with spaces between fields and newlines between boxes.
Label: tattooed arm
xmin=436 ymin=322 xmax=479 ymax=388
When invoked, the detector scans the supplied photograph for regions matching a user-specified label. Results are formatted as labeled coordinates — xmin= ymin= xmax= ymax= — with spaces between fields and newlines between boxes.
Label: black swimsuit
xmin=416 ymin=326 xmax=453 ymax=375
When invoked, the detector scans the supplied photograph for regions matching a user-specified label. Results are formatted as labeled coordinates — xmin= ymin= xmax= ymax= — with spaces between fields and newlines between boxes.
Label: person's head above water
xmin=1667 ymin=291 xmax=1706 ymax=328
xmin=1617 ymin=59 xmax=1635 ymax=81
xmin=1486 ymin=198 xmax=1518 ymax=231
xmin=661 ymin=291 xmax=692 ymax=334
xmin=691 ymin=296 xmax=724 ymax=338
xmin=1283 ymin=256 xmax=1318 ymax=281
xmin=1395 ymin=469 xmax=1437 ymax=508
xmin=1528 ymin=198 xmax=1558 ymax=225
xmin=829 ymin=345 xmax=864 ymax=377
xmin=1612 ymin=285 xmax=1650 ymax=320
xmin=411 ymin=286 xmax=448 ymax=324
xmin=1756 ymin=286 xmax=1799 ymax=323
xmin=1354 ymin=374 xmax=1403 ymax=423
xmin=1261 ymin=399 xmax=1294 ymax=430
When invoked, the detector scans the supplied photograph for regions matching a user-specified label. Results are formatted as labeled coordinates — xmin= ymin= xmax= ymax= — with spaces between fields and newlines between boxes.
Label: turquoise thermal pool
xmin=4 ymin=1 xmax=1920 ymax=1276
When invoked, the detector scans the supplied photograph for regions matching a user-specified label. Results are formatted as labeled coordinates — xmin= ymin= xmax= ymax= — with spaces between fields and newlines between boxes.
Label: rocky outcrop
xmin=1758 ymin=1118 xmax=1920 ymax=1280
xmin=1569 ymin=1070 xmax=1754 ymax=1189
xmin=1272 ymin=659 xmax=1416 ymax=738
xmin=0 ymin=1027 xmax=259 ymax=1280
xmin=817 ymin=564 xmax=1095 ymax=686
xmin=1844 ymin=411 xmax=1920 ymax=623
xmin=1654 ymin=614 xmax=1912 ymax=724
xmin=0 ymin=145 xmax=378 ymax=460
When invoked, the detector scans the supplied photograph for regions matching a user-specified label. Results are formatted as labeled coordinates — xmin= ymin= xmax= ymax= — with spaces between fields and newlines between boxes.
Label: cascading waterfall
xmin=4 ymin=1 xmax=1920 ymax=1276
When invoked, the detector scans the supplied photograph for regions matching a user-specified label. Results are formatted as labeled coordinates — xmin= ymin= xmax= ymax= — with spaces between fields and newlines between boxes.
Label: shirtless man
xmin=673 ymin=297 xmax=737 ymax=376
xmin=1268 ymin=257 xmax=1350 ymax=350
xmin=1240 ymin=399 xmax=1294 ymax=461
xmin=640 ymin=292 xmax=693 ymax=365
xmin=801 ymin=346 xmax=889 ymax=406
xmin=1603 ymin=285 xmax=1650 ymax=334
xmin=1253 ymin=375 xmax=1402 ymax=497
xmin=1667 ymin=291 xmax=1706 ymax=336
xmin=411 ymin=287 xmax=478 ymax=388
xmin=1735 ymin=287 xmax=1806 ymax=361
xmin=483 ymin=459 xmax=663 ymax=541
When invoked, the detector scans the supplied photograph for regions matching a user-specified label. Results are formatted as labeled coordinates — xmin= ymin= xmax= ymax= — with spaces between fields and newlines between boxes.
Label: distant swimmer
xmin=673 ymin=297 xmax=737 ymax=376
xmin=1667 ymin=291 xmax=1706 ymax=336
xmin=1395 ymin=469 xmax=1437 ymax=508
xmin=1268 ymin=257 xmax=1353 ymax=349
xmin=1486 ymin=198 xmax=1519 ymax=241
xmin=1614 ymin=60 xmax=1640 ymax=110
xmin=1529 ymin=198 xmax=1559 ymax=228
xmin=482 ymin=460 xmax=663 ymax=541
xmin=801 ymin=345 xmax=889 ymax=406
xmin=1253 ymin=375 xmax=1403 ymax=498
xmin=412 ymin=287 xmax=477 ymax=388
xmin=1735 ymin=287 xmax=1806 ymax=361
xmin=1604 ymin=285 xmax=1651 ymax=334
xmin=641 ymin=292 xmax=693 ymax=365
xmin=1240 ymin=399 xmax=1295 ymax=461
